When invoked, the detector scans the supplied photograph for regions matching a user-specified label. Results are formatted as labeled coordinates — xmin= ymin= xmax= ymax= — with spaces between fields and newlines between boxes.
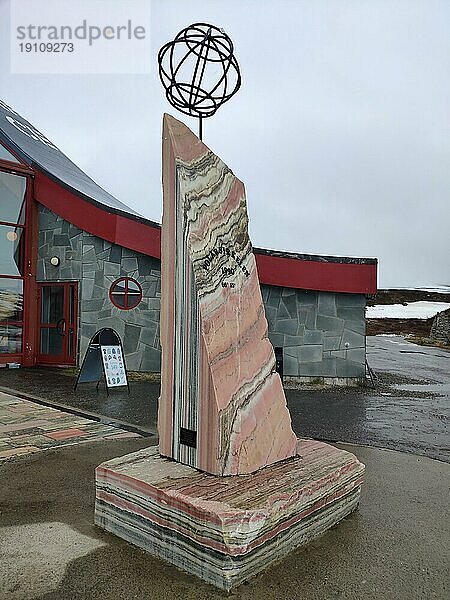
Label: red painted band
xmin=34 ymin=169 xmax=377 ymax=294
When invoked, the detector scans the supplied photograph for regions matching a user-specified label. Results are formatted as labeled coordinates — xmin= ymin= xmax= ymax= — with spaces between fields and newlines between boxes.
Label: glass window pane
xmin=0 ymin=171 xmax=26 ymax=224
xmin=0 ymin=324 xmax=22 ymax=354
xmin=112 ymin=293 xmax=126 ymax=308
xmin=128 ymin=280 xmax=140 ymax=292
xmin=0 ymin=144 xmax=19 ymax=163
xmin=127 ymin=296 xmax=140 ymax=309
xmin=40 ymin=328 xmax=63 ymax=355
xmin=113 ymin=280 xmax=127 ymax=293
xmin=0 ymin=144 xmax=20 ymax=163
xmin=13 ymin=227 xmax=25 ymax=275
xmin=68 ymin=329 xmax=74 ymax=357
xmin=0 ymin=278 xmax=23 ymax=321
xmin=0 ymin=224 xmax=25 ymax=275
xmin=69 ymin=285 xmax=75 ymax=324
xmin=41 ymin=286 xmax=64 ymax=324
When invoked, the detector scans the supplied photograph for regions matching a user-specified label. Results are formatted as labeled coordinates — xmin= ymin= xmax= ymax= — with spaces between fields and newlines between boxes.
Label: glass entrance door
xmin=38 ymin=282 xmax=77 ymax=365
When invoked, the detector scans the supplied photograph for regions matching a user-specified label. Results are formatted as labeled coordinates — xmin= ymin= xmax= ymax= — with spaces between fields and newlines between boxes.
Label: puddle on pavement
xmin=392 ymin=383 xmax=450 ymax=395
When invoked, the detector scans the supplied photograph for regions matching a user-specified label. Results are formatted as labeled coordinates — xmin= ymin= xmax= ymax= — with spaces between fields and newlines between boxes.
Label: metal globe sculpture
xmin=158 ymin=23 xmax=241 ymax=139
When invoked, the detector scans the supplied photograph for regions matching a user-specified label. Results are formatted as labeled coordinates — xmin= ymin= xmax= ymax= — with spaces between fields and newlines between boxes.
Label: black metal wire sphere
xmin=158 ymin=23 xmax=241 ymax=119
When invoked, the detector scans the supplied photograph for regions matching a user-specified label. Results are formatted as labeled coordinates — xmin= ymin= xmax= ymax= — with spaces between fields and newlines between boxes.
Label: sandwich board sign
xmin=75 ymin=328 xmax=129 ymax=394
xmin=101 ymin=345 xmax=127 ymax=387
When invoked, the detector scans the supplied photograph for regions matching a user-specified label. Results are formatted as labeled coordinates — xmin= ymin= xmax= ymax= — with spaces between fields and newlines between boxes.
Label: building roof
xmin=0 ymin=99 xmax=377 ymax=294
xmin=0 ymin=100 xmax=151 ymax=222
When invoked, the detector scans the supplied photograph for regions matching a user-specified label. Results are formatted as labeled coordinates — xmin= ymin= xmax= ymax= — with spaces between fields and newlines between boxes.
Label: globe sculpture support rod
xmin=158 ymin=23 xmax=241 ymax=142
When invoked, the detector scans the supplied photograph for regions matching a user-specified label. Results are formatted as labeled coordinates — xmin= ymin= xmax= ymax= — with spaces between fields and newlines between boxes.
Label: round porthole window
xmin=109 ymin=277 xmax=142 ymax=310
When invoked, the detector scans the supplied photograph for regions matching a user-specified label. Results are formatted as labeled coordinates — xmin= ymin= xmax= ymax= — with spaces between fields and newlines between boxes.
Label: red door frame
xmin=22 ymin=169 xmax=39 ymax=366
xmin=36 ymin=281 xmax=78 ymax=366
xmin=0 ymin=157 xmax=36 ymax=366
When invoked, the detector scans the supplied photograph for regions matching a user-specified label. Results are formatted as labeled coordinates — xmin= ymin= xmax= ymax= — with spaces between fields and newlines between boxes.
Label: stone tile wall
xmin=261 ymin=285 xmax=366 ymax=379
xmin=37 ymin=205 xmax=161 ymax=371
xmin=38 ymin=206 xmax=366 ymax=379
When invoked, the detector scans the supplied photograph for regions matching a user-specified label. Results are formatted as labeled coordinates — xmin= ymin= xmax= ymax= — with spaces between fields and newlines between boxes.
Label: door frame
xmin=37 ymin=281 xmax=78 ymax=366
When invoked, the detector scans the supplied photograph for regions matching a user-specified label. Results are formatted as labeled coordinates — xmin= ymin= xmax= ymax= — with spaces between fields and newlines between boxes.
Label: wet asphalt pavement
xmin=0 ymin=335 xmax=448 ymax=462
xmin=1 ymin=439 xmax=448 ymax=600
xmin=289 ymin=336 xmax=449 ymax=462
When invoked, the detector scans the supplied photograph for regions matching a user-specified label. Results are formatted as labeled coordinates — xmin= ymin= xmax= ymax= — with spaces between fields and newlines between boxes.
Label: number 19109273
xmin=19 ymin=42 xmax=74 ymax=52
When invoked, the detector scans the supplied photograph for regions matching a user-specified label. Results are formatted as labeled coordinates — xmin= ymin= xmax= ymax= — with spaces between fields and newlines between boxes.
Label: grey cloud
xmin=1 ymin=0 xmax=448 ymax=287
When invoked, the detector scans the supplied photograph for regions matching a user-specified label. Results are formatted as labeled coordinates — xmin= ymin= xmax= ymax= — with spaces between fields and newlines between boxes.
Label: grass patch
xmin=407 ymin=335 xmax=450 ymax=351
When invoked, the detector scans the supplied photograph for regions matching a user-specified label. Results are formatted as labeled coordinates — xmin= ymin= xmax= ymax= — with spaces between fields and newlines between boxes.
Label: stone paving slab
xmin=0 ymin=391 xmax=141 ymax=461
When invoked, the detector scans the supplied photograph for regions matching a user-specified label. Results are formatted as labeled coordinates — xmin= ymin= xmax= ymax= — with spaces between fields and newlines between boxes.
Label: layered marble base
xmin=95 ymin=440 xmax=364 ymax=591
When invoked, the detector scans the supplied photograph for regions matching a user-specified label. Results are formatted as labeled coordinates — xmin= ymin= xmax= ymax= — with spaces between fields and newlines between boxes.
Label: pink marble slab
xmin=95 ymin=439 xmax=365 ymax=590
xmin=159 ymin=114 xmax=297 ymax=475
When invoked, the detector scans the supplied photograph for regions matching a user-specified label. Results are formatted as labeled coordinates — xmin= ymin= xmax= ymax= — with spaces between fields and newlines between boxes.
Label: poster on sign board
xmin=74 ymin=328 xmax=130 ymax=395
xmin=101 ymin=345 xmax=128 ymax=388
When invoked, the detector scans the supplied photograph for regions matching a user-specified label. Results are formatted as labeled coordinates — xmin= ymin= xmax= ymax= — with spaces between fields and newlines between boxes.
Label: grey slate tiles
xmin=263 ymin=286 xmax=365 ymax=379
xmin=38 ymin=206 xmax=366 ymax=379
xmin=38 ymin=206 xmax=161 ymax=371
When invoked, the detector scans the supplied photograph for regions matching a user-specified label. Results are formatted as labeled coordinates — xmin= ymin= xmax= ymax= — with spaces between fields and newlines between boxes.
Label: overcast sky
xmin=1 ymin=0 xmax=449 ymax=288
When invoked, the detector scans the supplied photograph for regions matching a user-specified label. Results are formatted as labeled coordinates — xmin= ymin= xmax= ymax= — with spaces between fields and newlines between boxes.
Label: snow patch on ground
xmin=367 ymin=302 xmax=450 ymax=320
xmin=386 ymin=286 xmax=450 ymax=294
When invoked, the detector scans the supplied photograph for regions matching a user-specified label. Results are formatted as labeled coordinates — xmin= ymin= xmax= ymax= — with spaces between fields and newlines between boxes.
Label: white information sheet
xmin=100 ymin=345 xmax=127 ymax=388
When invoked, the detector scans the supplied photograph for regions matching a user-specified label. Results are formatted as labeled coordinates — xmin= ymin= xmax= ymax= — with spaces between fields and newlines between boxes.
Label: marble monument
xmin=158 ymin=114 xmax=297 ymax=476
xmin=94 ymin=115 xmax=365 ymax=590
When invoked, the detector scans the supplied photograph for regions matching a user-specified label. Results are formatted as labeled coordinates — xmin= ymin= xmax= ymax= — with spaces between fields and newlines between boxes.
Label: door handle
xmin=56 ymin=318 xmax=66 ymax=336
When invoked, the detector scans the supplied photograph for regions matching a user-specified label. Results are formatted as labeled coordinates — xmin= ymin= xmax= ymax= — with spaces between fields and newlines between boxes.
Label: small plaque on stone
xmin=179 ymin=427 xmax=197 ymax=448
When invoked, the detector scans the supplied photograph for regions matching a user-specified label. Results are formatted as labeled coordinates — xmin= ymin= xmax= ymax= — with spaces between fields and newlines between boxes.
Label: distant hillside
xmin=366 ymin=288 xmax=449 ymax=337
xmin=367 ymin=288 xmax=450 ymax=306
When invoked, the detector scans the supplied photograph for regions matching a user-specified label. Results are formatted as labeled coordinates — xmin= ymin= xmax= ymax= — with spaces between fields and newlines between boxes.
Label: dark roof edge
xmin=253 ymin=246 xmax=377 ymax=265
xmin=36 ymin=163 xmax=162 ymax=229
xmin=0 ymin=130 xmax=161 ymax=229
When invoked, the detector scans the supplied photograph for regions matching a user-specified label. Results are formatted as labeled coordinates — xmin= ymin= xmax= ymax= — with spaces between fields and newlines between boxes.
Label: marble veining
xmin=159 ymin=114 xmax=297 ymax=475
xmin=95 ymin=440 xmax=365 ymax=591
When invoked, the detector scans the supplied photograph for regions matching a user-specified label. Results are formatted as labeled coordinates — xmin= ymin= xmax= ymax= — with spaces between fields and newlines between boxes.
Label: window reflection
xmin=0 ymin=168 xmax=27 ymax=358
xmin=128 ymin=280 xmax=140 ymax=292
xmin=0 ymin=170 xmax=26 ymax=224
xmin=0 ymin=225 xmax=24 ymax=276
xmin=40 ymin=328 xmax=63 ymax=355
xmin=41 ymin=286 xmax=64 ymax=324
xmin=0 ymin=278 xmax=23 ymax=322
xmin=13 ymin=227 xmax=25 ymax=275
xmin=0 ymin=144 xmax=20 ymax=164
xmin=0 ymin=324 xmax=22 ymax=354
